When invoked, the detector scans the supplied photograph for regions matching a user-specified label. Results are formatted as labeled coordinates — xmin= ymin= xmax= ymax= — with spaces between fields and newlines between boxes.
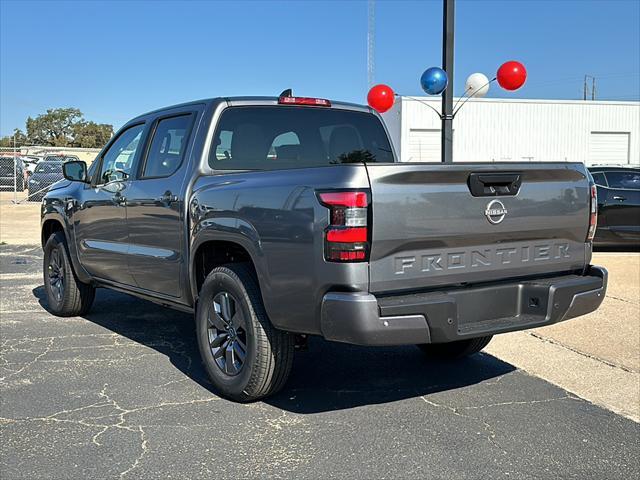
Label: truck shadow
xmin=33 ymin=286 xmax=515 ymax=414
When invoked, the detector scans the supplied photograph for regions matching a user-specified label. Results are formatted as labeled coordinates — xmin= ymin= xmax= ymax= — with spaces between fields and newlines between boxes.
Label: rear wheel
xmin=43 ymin=232 xmax=95 ymax=316
xmin=196 ymin=264 xmax=294 ymax=402
xmin=417 ymin=336 xmax=493 ymax=360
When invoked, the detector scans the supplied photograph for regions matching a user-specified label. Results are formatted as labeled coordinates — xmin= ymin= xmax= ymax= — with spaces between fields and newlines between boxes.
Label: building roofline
xmin=400 ymin=96 xmax=640 ymax=107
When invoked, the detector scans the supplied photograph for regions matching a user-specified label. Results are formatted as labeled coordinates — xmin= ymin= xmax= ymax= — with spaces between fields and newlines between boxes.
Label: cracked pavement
xmin=1 ymin=244 xmax=639 ymax=479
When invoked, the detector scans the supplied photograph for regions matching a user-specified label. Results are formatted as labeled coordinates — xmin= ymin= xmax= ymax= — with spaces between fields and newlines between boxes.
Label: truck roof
xmin=130 ymin=96 xmax=373 ymax=123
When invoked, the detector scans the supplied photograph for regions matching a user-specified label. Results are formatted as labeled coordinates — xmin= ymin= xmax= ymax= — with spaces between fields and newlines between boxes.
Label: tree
xmin=0 ymin=129 xmax=28 ymax=148
xmin=0 ymin=108 xmax=114 ymax=148
xmin=72 ymin=121 xmax=114 ymax=148
xmin=25 ymin=108 xmax=83 ymax=147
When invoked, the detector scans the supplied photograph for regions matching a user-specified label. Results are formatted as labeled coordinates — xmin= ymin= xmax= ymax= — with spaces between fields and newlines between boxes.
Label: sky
xmin=1 ymin=0 xmax=639 ymax=136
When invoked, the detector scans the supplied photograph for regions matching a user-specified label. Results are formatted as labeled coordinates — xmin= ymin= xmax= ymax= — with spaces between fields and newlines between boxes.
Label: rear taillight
xmin=587 ymin=183 xmax=597 ymax=242
xmin=318 ymin=191 xmax=370 ymax=262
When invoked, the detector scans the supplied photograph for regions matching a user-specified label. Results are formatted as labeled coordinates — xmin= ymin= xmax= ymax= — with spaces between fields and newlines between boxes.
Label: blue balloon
xmin=420 ymin=67 xmax=449 ymax=95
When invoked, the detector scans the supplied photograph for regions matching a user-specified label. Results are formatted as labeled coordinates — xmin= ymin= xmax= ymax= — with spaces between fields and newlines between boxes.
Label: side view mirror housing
xmin=63 ymin=161 xmax=89 ymax=183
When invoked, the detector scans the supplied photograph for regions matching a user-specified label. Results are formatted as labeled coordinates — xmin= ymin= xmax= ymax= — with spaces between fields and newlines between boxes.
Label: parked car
xmin=43 ymin=154 xmax=80 ymax=163
xmin=0 ymin=156 xmax=25 ymax=191
xmin=41 ymin=95 xmax=607 ymax=401
xmin=28 ymin=161 xmax=64 ymax=201
xmin=22 ymin=157 xmax=41 ymax=175
xmin=588 ymin=166 xmax=640 ymax=247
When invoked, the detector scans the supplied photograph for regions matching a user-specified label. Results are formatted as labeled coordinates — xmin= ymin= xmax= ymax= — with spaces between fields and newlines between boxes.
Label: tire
xmin=196 ymin=264 xmax=294 ymax=402
xmin=417 ymin=336 xmax=493 ymax=360
xmin=17 ymin=177 xmax=24 ymax=192
xmin=43 ymin=232 xmax=95 ymax=317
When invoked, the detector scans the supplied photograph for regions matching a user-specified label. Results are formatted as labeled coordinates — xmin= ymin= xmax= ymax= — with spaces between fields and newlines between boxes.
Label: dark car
xmin=0 ymin=156 xmax=25 ymax=191
xmin=589 ymin=166 xmax=640 ymax=247
xmin=28 ymin=161 xmax=64 ymax=201
xmin=44 ymin=154 xmax=80 ymax=162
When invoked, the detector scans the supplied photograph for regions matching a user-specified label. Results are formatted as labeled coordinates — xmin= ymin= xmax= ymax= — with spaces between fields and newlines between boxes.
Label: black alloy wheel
xmin=207 ymin=291 xmax=248 ymax=376
xmin=47 ymin=247 xmax=65 ymax=303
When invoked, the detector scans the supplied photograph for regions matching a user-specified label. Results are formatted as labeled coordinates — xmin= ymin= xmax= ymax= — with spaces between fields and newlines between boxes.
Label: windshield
xmin=35 ymin=162 xmax=63 ymax=174
xmin=209 ymin=106 xmax=394 ymax=170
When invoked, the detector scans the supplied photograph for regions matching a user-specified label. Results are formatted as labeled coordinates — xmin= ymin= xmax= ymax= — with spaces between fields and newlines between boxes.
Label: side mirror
xmin=63 ymin=161 xmax=89 ymax=183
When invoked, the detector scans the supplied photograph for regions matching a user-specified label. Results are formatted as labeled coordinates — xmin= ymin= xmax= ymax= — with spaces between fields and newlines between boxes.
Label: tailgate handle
xmin=468 ymin=172 xmax=522 ymax=196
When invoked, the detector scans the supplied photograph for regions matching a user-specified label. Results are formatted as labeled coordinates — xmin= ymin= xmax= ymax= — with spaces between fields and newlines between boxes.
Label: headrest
xmin=275 ymin=144 xmax=301 ymax=161
xmin=230 ymin=123 xmax=267 ymax=165
xmin=328 ymin=126 xmax=361 ymax=162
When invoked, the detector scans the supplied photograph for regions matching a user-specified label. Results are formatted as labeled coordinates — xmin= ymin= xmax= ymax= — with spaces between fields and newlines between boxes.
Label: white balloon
xmin=465 ymin=72 xmax=490 ymax=98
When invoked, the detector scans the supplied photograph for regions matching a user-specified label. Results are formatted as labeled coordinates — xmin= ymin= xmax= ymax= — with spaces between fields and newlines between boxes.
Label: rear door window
xmin=209 ymin=106 xmax=394 ymax=170
xmin=605 ymin=171 xmax=640 ymax=190
xmin=142 ymin=114 xmax=193 ymax=178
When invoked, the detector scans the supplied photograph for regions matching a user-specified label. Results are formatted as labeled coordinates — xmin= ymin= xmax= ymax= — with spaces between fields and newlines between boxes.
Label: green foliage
xmin=72 ymin=121 xmax=114 ymax=148
xmin=26 ymin=108 xmax=83 ymax=146
xmin=0 ymin=108 xmax=113 ymax=148
xmin=0 ymin=129 xmax=28 ymax=148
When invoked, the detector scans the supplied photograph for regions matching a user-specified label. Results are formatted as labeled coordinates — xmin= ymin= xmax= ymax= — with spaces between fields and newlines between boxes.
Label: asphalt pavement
xmin=1 ymin=244 xmax=639 ymax=479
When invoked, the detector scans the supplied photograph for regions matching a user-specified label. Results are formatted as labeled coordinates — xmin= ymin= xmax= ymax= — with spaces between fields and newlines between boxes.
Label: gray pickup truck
xmin=41 ymin=95 xmax=607 ymax=401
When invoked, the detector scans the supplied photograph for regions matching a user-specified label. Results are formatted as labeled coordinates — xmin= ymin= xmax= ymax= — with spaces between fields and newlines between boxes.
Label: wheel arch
xmin=190 ymin=233 xmax=267 ymax=307
xmin=41 ymin=211 xmax=93 ymax=284
xmin=41 ymin=218 xmax=65 ymax=248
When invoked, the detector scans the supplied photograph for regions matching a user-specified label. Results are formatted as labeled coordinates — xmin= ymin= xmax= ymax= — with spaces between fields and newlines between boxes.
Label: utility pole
xmin=367 ymin=0 xmax=375 ymax=89
xmin=584 ymin=75 xmax=596 ymax=101
xmin=441 ymin=0 xmax=455 ymax=163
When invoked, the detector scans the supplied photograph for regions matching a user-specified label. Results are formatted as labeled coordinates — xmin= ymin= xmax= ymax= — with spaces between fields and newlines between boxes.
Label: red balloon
xmin=367 ymin=84 xmax=395 ymax=113
xmin=497 ymin=61 xmax=527 ymax=91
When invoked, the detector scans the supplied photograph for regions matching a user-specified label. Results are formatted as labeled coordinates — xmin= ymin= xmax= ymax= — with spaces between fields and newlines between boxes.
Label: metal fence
xmin=0 ymin=146 xmax=100 ymax=203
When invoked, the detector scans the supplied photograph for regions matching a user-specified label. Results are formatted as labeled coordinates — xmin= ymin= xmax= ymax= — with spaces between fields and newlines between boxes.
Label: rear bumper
xmin=320 ymin=266 xmax=607 ymax=346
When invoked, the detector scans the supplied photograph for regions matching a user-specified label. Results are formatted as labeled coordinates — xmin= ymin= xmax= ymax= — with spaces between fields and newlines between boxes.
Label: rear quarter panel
xmin=189 ymin=165 xmax=370 ymax=335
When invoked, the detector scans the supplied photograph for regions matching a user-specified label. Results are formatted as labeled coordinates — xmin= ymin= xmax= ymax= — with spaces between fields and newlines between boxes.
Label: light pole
xmin=441 ymin=0 xmax=455 ymax=163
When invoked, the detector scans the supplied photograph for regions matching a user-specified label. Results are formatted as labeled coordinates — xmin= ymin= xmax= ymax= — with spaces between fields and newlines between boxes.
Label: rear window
xmin=590 ymin=172 xmax=607 ymax=186
xmin=605 ymin=171 xmax=640 ymax=189
xmin=209 ymin=106 xmax=394 ymax=170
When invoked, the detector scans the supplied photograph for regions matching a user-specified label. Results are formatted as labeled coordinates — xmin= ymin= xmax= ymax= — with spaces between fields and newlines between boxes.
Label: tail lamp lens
xmin=278 ymin=96 xmax=332 ymax=107
xmin=318 ymin=191 xmax=370 ymax=262
xmin=587 ymin=183 xmax=597 ymax=242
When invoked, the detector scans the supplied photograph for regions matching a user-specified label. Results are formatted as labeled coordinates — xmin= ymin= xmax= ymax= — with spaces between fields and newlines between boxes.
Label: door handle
xmin=613 ymin=195 xmax=626 ymax=201
xmin=158 ymin=191 xmax=178 ymax=205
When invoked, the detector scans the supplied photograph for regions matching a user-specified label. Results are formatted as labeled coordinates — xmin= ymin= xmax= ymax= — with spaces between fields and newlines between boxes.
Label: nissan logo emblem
xmin=485 ymin=199 xmax=507 ymax=224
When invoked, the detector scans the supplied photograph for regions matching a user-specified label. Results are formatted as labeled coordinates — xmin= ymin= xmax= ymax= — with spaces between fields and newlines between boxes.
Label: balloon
xmin=367 ymin=84 xmax=395 ymax=113
xmin=497 ymin=61 xmax=527 ymax=90
xmin=420 ymin=67 xmax=448 ymax=95
xmin=465 ymin=72 xmax=490 ymax=98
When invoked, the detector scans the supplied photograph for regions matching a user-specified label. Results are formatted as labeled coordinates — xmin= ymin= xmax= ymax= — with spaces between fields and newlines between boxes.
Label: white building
xmin=381 ymin=97 xmax=640 ymax=166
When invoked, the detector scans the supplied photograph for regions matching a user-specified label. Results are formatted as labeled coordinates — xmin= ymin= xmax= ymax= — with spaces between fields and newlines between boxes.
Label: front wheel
xmin=417 ymin=336 xmax=493 ymax=360
xmin=43 ymin=232 xmax=95 ymax=316
xmin=196 ymin=264 xmax=294 ymax=402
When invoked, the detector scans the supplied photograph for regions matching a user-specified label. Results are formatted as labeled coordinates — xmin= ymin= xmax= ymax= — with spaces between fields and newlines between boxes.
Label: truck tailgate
xmin=366 ymin=163 xmax=590 ymax=293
